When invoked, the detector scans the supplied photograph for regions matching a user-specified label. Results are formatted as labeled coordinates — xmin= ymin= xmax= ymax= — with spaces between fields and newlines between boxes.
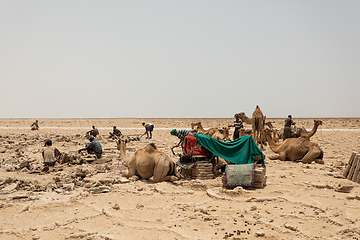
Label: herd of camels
xmin=117 ymin=105 xmax=324 ymax=183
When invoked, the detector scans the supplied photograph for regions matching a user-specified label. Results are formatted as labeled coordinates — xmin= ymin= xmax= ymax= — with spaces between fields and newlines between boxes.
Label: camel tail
xmin=167 ymin=160 xmax=176 ymax=176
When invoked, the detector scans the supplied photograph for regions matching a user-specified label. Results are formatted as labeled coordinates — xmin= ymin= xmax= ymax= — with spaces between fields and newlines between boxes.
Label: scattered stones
xmin=284 ymin=223 xmax=299 ymax=232
xmin=206 ymin=188 xmax=232 ymax=200
xmin=112 ymin=204 xmax=120 ymax=210
xmin=87 ymin=186 xmax=111 ymax=194
xmin=334 ymin=184 xmax=354 ymax=193
xmin=255 ymin=230 xmax=265 ymax=237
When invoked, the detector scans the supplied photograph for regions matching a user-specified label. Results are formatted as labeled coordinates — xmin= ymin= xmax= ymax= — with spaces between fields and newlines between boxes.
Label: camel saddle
xmin=182 ymin=135 xmax=210 ymax=156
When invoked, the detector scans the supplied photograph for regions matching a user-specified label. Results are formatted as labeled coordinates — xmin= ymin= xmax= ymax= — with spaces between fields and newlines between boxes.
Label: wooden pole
xmin=352 ymin=154 xmax=360 ymax=182
xmin=343 ymin=152 xmax=356 ymax=178
xmin=347 ymin=152 xmax=358 ymax=180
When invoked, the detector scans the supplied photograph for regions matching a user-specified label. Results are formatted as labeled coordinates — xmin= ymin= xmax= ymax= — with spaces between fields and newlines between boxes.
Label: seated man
xmin=86 ymin=126 xmax=99 ymax=138
xmin=42 ymin=139 xmax=61 ymax=166
xmin=284 ymin=115 xmax=296 ymax=139
xmin=109 ymin=126 xmax=122 ymax=138
xmin=78 ymin=136 xmax=103 ymax=158
xmin=31 ymin=120 xmax=39 ymax=130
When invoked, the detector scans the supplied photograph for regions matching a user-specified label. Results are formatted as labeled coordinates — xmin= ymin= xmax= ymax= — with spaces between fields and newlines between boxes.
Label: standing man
xmin=78 ymin=136 xmax=103 ymax=158
xmin=141 ymin=122 xmax=154 ymax=139
xmin=284 ymin=115 xmax=296 ymax=139
xmin=228 ymin=113 xmax=244 ymax=140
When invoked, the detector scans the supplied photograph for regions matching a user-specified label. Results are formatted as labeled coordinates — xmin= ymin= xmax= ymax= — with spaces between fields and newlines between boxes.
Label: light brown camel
xmin=300 ymin=120 xmax=323 ymax=140
xmin=212 ymin=127 xmax=230 ymax=141
xmin=238 ymin=110 xmax=266 ymax=146
xmin=252 ymin=105 xmax=265 ymax=146
xmin=190 ymin=122 xmax=218 ymax=137
xmin=263 ymin=129 xmax=324 ymax=164
xmin=237 ymin=112 xmax=253 ymax=125
xmin=117 ymin=139 xmax=182 ymax=183
xmin=264 ymin=121 xmax=280 ymax=143
xmin=278 ymin=120 xmax=322 ymax=140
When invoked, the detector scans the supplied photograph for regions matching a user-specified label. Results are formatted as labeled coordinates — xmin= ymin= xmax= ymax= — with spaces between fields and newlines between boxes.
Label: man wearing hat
xmin=170 ymin=129 xmax=194 ymax=155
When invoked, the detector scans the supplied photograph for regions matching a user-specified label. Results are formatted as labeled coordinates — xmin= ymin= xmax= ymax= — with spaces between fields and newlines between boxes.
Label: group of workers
xmin=40 ymin=122 xmax=154 ymax=167
xmin=39 ymin=115 xmax=295 ymax=167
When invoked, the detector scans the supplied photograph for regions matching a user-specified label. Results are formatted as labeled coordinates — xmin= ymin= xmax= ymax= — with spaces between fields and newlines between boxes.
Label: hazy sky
xmin=1 ymin=1 xmax=359 ymax=118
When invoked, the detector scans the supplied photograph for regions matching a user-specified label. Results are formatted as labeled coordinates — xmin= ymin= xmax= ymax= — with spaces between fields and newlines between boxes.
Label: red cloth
xmin=183 ymin=135 xmax=209 ymax=155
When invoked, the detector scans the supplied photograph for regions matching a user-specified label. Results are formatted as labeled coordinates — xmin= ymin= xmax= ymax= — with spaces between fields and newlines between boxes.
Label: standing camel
xmin=252 ymin=105 xmax=265 ymax=146
xmin=238 ymin=106 xmax=266 ymax=147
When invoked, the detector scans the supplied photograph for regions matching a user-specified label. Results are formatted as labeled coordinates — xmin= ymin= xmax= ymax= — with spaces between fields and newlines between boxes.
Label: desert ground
xmin=0 ymin=118 xmax=359 ymax=240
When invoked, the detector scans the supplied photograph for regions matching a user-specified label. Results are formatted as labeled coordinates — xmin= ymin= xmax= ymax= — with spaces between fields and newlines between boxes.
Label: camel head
xmin=191 ymin=122 xmax=201 ymax=129
xmin=117 ymin=139 xmax=126 ymax=151
xmin=314 ymin=120 xmax=323 ymax=126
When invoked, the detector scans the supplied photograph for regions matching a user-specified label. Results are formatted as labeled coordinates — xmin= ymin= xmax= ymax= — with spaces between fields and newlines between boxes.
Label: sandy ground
xmin=0 ymin=118 xmax=359 ymax=240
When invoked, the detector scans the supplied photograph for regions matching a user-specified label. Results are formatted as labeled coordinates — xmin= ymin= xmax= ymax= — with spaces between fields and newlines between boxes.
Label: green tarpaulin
xmin=193 ymin=134 xmax=265 ymax=167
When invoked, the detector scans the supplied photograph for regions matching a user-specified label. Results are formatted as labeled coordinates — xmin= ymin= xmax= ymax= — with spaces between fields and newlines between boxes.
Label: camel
xmin=212 ymin=127 xmax=230 ymax=141
xmin=300 ymin=120 xmax=323 ymax=140
xmin=263 ymin=129 xmax=324 ymax=164
xmin=238 ymin=106 xmax=266 ymax=147
xmin=117 ymin=139 xmax=182 ymax=183
xmin=190 ymin=122 xmax=218 ymax=137
xmin=264 ymin=121 xmax=280 ymax=143
xmin=278 ymin=120 xmax=322 ymax=140
xmin=237 ymin=112 xmax=253 ymax=125
xmin=252 ymin=105 xmax=265 ymax=146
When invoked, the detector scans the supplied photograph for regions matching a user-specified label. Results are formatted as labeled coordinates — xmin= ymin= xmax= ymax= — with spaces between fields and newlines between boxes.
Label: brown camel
xmin=263 ymin=129 xmax=324 ymax=164
xmin=264 ymin=121 xmax=280 ymax=143
xmin=190 ymin=122 xmax=218 ymax=137
xmin=237 ymin=112 xmax=253 ymax=125
xmin=278 ymin=120 xmax=322 ymax=140
xmin=300 ymin=120 xmax=323 ymax=140
xmin=117 ymin=139 xmax=182 ymax=183
xmin=212 ymin=127 xmax=230 ymax=141
xmin=238 ymin=109 xmax=271 ymax=144
xmin=252 ymin=105 xmax=265 ymax=146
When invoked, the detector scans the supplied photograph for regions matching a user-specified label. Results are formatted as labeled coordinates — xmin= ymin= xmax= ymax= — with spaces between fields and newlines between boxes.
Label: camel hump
xmin=144 ymin=143 xmax=158 ymax=153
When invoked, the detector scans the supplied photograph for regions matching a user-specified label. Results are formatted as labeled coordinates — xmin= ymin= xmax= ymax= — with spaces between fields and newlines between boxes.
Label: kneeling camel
xmin=117 ymin=140 xmax=182 ymax=183
xmin=264 ymin=129 xmax=324 ymax=164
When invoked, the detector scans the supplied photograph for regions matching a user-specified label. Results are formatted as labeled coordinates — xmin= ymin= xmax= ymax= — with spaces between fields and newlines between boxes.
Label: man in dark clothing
xmin=86 ymin=126 xmax=99 ymax=138
xmin=31 ymin=120 xmax=39 ymax=130
xmin=228 ymin=113 xmax=244 ymax=140
xmin=109 ymin=126 xmax=122 ymax=137
xmin=78 ymin=136 xmax=103 ymax=158
xmin=141 ymin=122 xmax=154 ymax=139
xmin=284 ymin=115 xmax=296 ymax=139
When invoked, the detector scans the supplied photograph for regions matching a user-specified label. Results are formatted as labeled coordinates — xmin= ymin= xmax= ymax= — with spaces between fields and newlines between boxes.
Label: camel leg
xmin=268 ymin=154 xmax=280 ymax=160
xmin=301 ymin=149 xmax=322 ymax=164
xmin=153 ymin=156 xmax=178 ymax=183
xmin=123 ymin=163 xmax=137 ymax=178
xmin=269 ymin=152 xmax=287 ymax=161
